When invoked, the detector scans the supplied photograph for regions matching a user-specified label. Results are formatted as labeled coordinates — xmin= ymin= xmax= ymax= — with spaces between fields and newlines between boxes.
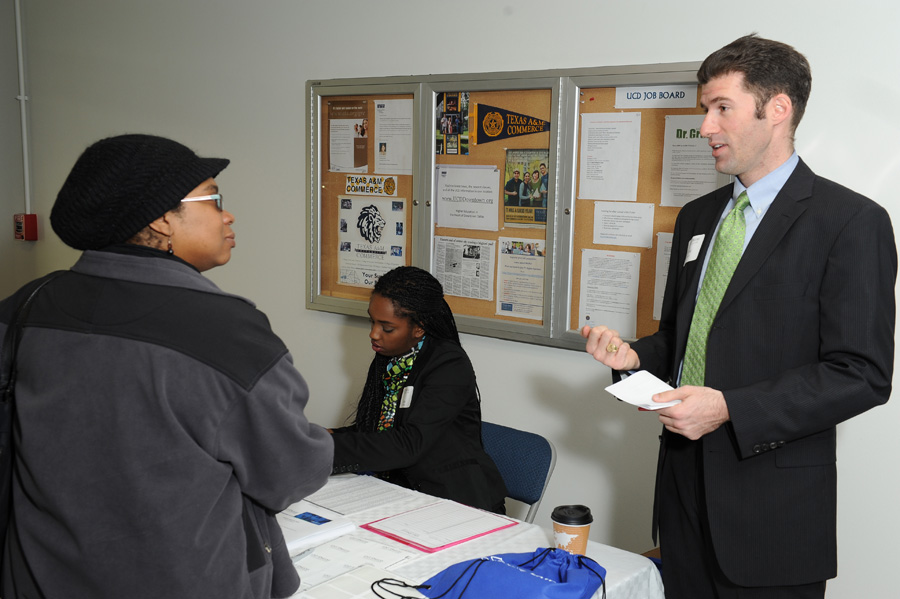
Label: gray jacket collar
xmin=71 ymin=250 xmax=256 ymax=307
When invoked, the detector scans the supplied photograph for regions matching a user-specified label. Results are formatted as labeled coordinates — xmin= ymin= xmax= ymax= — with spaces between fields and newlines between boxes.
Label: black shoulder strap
xmin=1 ymin=272 xmax=66 ymax=398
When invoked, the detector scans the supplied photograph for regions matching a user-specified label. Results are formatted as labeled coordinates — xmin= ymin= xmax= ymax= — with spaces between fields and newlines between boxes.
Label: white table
xmin=580 ymin=539 xmax=665 ymax=599
xmin=290 ymin=475 xmax=664 ymax=599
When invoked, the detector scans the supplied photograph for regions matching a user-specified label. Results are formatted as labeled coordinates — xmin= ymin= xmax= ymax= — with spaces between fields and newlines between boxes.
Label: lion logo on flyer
xmin=483 ymin=112 xmax=504 ymax=137
xmin=357 ymin=205 xmax=386 ymax=244
xmin=383 ymin=177 xmax=396 ymax=196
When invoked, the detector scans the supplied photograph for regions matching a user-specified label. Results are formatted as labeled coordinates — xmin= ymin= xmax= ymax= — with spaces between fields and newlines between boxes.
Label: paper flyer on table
xmin=361 ymin=500 xmax=517 ymax=553
xmin=277 ymin=500 xmax=356 ymax=554
xmin=305 ymin=474 xmax=429 ymax=517
xmin=291 ymin=537 xmax=419 ymax=595
xmin=604 ymin=370 xmax=681 ymax=410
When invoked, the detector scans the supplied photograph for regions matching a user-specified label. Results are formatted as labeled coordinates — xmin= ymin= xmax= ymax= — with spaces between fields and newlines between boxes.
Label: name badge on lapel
xmin=400 ymin=386 xmax=414 ymax=409
xmin=684 ymin=234 xmax=704 ymax=265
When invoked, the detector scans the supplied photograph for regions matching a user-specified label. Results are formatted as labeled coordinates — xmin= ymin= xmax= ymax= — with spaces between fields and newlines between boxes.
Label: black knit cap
xmin=50 ymin=134 xmax=230 ymax=250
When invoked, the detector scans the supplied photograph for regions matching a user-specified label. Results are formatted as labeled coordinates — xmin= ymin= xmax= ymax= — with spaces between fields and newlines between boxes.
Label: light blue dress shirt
xmin=694 ymin=152 xmax=800 ymax=290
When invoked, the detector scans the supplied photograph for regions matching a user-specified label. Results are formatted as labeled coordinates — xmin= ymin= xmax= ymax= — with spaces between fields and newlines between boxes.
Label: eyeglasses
xmin=181 ymin=194 xmax=223 ymax=211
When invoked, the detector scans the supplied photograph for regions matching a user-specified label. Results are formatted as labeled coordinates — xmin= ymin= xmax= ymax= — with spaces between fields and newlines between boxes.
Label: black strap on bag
xmin=0 ymin=272 xmax=63 ymax=570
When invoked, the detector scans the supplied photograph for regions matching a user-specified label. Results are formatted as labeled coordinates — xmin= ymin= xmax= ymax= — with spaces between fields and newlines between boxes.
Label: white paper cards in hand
xmin=604 ymin=370 xmax=681 ymax=410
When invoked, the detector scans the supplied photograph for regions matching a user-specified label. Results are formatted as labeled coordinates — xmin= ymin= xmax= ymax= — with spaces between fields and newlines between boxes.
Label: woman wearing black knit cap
xmin=330 ymin=266 xmax=507 ymax=513
xmin=0 ymin=134 xmax=333 ymax=599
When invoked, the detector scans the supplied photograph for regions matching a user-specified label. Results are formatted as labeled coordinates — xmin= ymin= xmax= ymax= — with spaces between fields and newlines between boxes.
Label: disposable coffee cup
xmin=551 ymin=505 xmax=592 ymax=555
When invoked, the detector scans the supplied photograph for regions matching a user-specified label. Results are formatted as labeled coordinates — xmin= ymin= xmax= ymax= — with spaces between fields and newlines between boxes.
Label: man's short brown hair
xmin=698 ymin=34 xmax=812 ymax=134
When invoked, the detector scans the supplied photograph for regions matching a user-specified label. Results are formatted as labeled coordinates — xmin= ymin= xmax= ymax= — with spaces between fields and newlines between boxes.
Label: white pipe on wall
xmin=14 ymin=0 xmax=31 ymax=214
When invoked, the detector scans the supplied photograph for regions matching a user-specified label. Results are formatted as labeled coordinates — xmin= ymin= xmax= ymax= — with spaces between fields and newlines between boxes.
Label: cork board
xmin=307 ymin=62 xmax=707 ymax=350
xmin=569 ymin=86 xmax=706 ymax=339
xmin=434 ymin=88 xmax=552 ymax=325
xmin=317 ymin=93 xmax=415 ymax=302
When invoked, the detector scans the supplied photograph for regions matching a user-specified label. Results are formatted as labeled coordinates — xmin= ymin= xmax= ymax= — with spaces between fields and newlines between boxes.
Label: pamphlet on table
xmin=277 ymin=500 xmax=356 ymax=555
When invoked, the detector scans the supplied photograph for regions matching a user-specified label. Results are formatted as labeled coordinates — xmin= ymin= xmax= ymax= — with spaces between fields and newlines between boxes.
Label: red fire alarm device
xmin=14 ymin=213 xmax=38 ymax=241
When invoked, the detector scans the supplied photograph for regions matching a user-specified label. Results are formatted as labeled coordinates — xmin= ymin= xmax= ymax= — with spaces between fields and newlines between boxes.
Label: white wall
xmin=2 ymin=1 xmax=898 ymax=596
xmin=0 ymin=0 xmax=38 ymax=284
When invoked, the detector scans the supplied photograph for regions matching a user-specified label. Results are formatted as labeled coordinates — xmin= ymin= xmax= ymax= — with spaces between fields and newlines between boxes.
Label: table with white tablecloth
xmin=290 ymin=475 xmax=664 ymax=599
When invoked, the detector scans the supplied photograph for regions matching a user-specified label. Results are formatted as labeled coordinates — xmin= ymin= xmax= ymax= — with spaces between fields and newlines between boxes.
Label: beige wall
xmin=2 ymin=1 xmax=898 ymax=596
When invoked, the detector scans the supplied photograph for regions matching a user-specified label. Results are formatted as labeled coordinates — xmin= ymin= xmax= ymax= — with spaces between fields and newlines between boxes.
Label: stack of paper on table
xmin=361 ymin=500 xmax=517 ymax=553
xmin=304 ymin=473 xmax=434 ymax=520
xmin=277 ymin=500 xmax=356 ymax=555
xmin=291 ymin=535 xmax=421 ymax=595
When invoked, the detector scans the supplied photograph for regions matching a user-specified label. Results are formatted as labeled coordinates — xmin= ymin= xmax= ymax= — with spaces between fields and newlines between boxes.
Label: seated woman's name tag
xmin=400 ymin=386 xmax=414 ymax=409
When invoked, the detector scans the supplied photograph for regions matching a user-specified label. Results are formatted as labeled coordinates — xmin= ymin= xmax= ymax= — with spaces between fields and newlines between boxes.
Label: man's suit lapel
xmin=717 ymin=160 xmax=815 ymax=314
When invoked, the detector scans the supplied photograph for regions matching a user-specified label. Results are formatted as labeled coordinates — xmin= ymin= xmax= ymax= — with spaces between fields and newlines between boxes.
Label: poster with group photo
xmin=337 ymin=196 xmax=407 ymax=288
xmin=502 ymin=149 xmax=549 ymax=227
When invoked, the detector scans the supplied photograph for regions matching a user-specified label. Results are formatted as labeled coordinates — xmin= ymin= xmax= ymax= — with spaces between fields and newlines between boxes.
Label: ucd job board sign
xmin=615 ymin=84 xmax=697 ymax=109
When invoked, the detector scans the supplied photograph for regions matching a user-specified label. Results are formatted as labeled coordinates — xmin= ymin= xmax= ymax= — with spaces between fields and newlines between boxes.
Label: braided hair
xmin=352 ymin=266 xmax=461 ymax=432
xmin=373 ymin=266 xmax=460 ymax=345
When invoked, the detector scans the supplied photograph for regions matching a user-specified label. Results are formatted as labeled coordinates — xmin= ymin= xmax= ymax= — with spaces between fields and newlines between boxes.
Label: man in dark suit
xmin=583 ymin=35 xmax=895 ymax=598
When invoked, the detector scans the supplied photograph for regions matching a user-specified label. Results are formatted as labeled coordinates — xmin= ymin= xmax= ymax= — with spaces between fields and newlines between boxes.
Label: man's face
xmin=513 ymin=171 xmax=520 ymax=181
xmin=700 ymin=71 xmax=779 ymax=187
xmin=540 ymin=165 xmax=547 ymax=176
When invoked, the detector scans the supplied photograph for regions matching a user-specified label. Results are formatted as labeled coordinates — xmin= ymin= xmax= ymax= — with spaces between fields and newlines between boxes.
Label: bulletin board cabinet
xmin=306 ymin=63 xmax=730 ymax=350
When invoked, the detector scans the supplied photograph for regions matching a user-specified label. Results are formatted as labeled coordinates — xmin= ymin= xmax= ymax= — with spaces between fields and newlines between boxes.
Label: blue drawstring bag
xmin=372 ymin=548 xmax=606 ymax=599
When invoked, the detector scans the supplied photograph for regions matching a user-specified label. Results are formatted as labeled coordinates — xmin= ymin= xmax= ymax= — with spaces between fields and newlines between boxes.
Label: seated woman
xmin=330 ymin=266 xmax=507 ymax=513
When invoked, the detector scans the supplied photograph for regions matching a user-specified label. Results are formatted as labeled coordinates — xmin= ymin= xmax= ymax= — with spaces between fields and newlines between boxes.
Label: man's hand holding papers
xmin=604 ymin=370 xmax=682 ymax=410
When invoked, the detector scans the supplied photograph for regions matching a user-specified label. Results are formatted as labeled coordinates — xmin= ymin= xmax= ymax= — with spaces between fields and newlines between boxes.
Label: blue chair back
xmin=481 ymin=421 xmax=556 ymax=523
